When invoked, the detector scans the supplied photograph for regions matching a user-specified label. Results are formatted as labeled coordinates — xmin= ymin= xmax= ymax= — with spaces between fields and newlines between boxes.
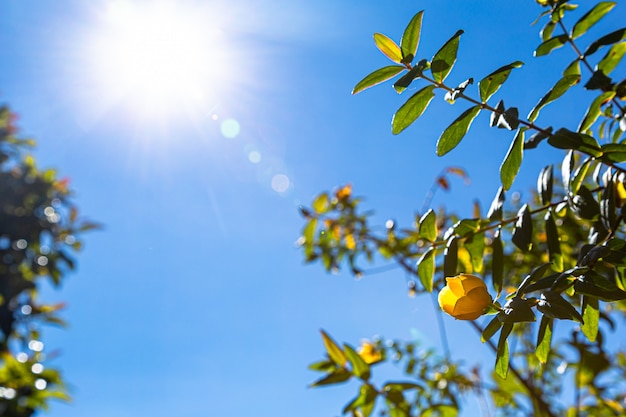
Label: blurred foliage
xmin=300 ymin=1 xmax=626 ymax=416
xmin=0 ymin=106 xmax=96 ymax=416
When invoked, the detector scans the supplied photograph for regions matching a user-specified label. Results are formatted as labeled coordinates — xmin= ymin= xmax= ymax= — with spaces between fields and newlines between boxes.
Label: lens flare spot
xmin=248 ymin=151 xmax=261 ymax=163
xmin=220 ymin=119 xmax=240 ymax=138
xmin=271 ymin=174 xmax=290 ymax=193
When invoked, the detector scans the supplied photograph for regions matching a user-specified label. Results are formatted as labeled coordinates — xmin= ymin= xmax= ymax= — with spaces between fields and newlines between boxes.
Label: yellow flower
xmin=358 ymin=341 xmax=382 ymax=364
xmin=438 ymin=273 xmax=492 ymax=320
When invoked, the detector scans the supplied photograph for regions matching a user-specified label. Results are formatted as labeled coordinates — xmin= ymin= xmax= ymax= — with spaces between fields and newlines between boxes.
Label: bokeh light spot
xmin=248 ymin=151 xmax=261 ymax=163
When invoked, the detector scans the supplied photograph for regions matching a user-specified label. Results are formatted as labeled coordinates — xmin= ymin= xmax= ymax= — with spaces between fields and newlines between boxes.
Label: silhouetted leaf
xmin=393 ymin=66 xmax=422 ymax=93
xmin=574 ymin=271 xmax=626 ymax=301
xmin=431 ymin=30 xmax=464 ymax=83
xmin=585 ymin=70 xmax=612 ymax=90
xmin=373 ymin=33 xmax=403 ymax=63
xmin=545 ymin=211 xmax=563 ymax=271
xmin=584 ymin=28 xmax=626 ymax=56
xmin=436 ymin=105 xmax=481 ymax=156
xmin=392 ymin=85 xmax=436 ymax=134
xmin=500 ymin=129 xmax=525 ymax=190
xmin=537 ymin=290 xmax=583 ymax=322
xmin=353 ymin=66 xmax=406 ymax=95
xmin=572 ymin=2 xmax=616 ymax=39
xmin=478 ymin=61 xmax=524 ymax=102
xmin=487 ymin=186 xmax=505 ymax=221
xmin=570 ymin=185 xmax=601 ymax=220
xmin=524 ymin=127 xmax=553 ymax=149
xmin=492 ymin=229 xmax=504 ymax=294
xmin=538 ymin=165 xmax=553 ymax=205
xmin=443 ymin=236 xmax=459 ymax=278
xmin=512 ymin=204 xmax=533 ymax=252
xmin=528 ymin=75 xmax=581 ymax=122
xmin=482 ymin=316 xmax=502 ymax=343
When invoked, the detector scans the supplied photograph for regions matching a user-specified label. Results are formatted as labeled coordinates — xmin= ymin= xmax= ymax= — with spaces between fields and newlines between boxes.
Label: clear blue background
xmin=0 ymin=1 xmax=623 ymax=416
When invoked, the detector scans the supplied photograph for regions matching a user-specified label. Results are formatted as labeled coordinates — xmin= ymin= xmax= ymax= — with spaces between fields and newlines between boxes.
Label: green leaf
xmin=320 ymin=329 xmax=347 ymax=366
xmin=571 ymin=157 xmax=592 ymax=194
xmin=584 ymin=28 xmax=626 ymax=56
xmin=443 ymin=236 xmax=459 ymax=278
xmin=400 ymin=11 xmax=424 ymax=60
xmin=597 ymin=41 xmax=626 ymax=75
xmin=417 ymin=247 xmax=435 ymax=292
xmin=393 ymin=66 xmax=422 ymax=93
xmin=572 ymin=2 xmax=616 ymax=39
xmin=343 ymin=384 xmax=378 ymax=417
xmin=482 ymin=315 xmax=503 ymax=343
xmin=422 ymin=405 xmax=458 ymax=417
xmin=528 ymin=74 xmax=581 ymax=122
xmin=499 ymin=297 xmax=536 ymax=323
xmin=436 ymin=105 xmax=481 ymax=156
xmin=574 ymin=270 xmax=626 ymax=301
xmin=310 ymin=368 xmax=351 ymax=387
xmin=308 ymin=359 xmax=336 ymax=373
xmin=500 ymin=128 xmax=525 ymax=190
xmin=512 ymin=204 xmax=533 ymax=252
xmin=570 ymin=185 xmax=601 ymax=220
xmin=373 ymin=33 xmax=403 ymax=63
xmin=478 ymin=61 xmax=524 ymax=102
xmin=579 ymin=91 xmax=616 ymax=133
xmin=391 ymin=85 xmax=436 ymax=134
xmin=431 ymin=30 xmax=464 ymax=83
xmin=600 ymin=143 xmax=626 ymax=163
xmin=536 ymin=316 xmax=553 ymax=364
xmin=495 ymin=323 xmax=513 ymax=379
xmin=353 ymin=66 xmax=406 ymax=95
xmin=535 ymin=34 xmax=568 ymax=57
xmin=563 ymin=59 xmax=582 ymax=77
xmin=549 ymin=128 xmax=602 ymax=157
xmin=492 ymin=229 xmax=504 ymax=294
xmin=545 ymin=211 xmax=563 ymax=271
xmin=581 ymin=296 xmax=599 ymax=342
xmin=419 ymin=209 xmax=437 ymax=241
xmin=450 ymin=218 xmax=480 ymax=237
xmin=541 ymin=20 xmax=556 ymax=41
xmin=464 ymin=233 xmax=485 ymax=273
xmin=313 ymin=193 xmax=330 ymax=213
xmin=344 ymin=344 xmax=371 ymax=380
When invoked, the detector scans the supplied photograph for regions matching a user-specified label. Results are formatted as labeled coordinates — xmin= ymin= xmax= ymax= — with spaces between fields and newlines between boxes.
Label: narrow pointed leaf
xmin=419 ymin=209 xmax=437 ymax=241
xmin=492 ymin=229 xmax=504 ymax=294
xmin=310 ymin=368 xmax=351 ymax=387
xmin=581 ymin=296 xmax=599 ymax=342
xmin=353 ymin=66 xmax=406 ymax=95
xmin=487 ymin=187 xmax=505 ymax=221
xmin=563 ymin=59 xmax=582 ymax=77
xmin=495 ymin=324 xmax=513 ymax=379
xmin=464 ymin=234 xmax=485 ymax=273
xmin=431 ymin=30 xmax=464 ymax=83
xmin=528 ymin=74 xmax=581 ymax=122
xmin=436 ymin=105 xmax=481 ymax=156
xmin=512 ymin=204 xmax=533 ymax=252
xmin=562 ymin=150 xmax=575 ymax=192
xmin=584 ymin=28 xmax=626 ymax=56
xmin=417 ymin=247 xmax=435 ymax=292
xmin=392 ymin=85 xmax=436 ymax=134
xmin=537 ymin=165 xmax=553 ymax=205
xmin=536 ymin=316 xmax=553 ymax=364
xmin=545 ymin=211 xmax=563 ymax=271
xmin=478 ymin=61 xmax=524 ymax=102
xmin=535 ymin=34 xmax=568 ymax=57
xmin=373 ymin=33 xmax=403 ymax=63
xmin=579 ymin=91 xmax=616 ymax=132
xmin=344 ymin=344 xmax=371 ymax=380
xmin=500 ymin=128 xmax=525 ymax=190
xmin=597 ymin=42 xmax=626 ymax=75
xmin=400 ymin=11 xmax=424 ymax=60
xmin=571 ymin=156 xmax=592 ymax=194
xmin=481 ymin=316 xmax=502 ymax=343
xmin=320 ymin=330 xmax=347 ymax=366
xmin=572 ymin=2 xmax=616 ymax=39
xmin=443 ymin=236 xmax=459 ymax=278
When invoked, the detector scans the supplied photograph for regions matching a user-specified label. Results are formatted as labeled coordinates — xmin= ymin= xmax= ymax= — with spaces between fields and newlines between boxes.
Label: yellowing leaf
xmin=373 ymin=33 xmax=403 ymax=63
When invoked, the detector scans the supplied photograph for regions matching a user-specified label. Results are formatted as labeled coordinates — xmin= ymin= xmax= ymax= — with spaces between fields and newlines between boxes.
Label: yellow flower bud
xmin=438 ymin=273 xmax=492 ymax=320
xmin=357 ymin=341 xmax=382 ymax=364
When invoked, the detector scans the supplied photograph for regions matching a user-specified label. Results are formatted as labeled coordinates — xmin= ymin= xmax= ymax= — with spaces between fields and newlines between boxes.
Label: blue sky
xmin=0 ymin=1 xmax=623 ymax=416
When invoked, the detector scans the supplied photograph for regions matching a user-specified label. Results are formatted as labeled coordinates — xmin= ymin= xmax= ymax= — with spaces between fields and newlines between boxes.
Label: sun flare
xmin=87 ymin=0 xmax=235 ymax=118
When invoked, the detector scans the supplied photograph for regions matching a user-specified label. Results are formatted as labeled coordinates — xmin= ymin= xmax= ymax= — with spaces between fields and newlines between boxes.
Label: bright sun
xmin=87 ymin=0 xmax=234 ymax=119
